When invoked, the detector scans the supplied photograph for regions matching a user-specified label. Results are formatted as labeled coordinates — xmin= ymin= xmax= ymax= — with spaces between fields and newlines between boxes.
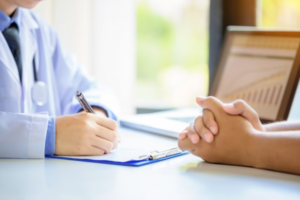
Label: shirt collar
xmin=0 ymin=8 xmax=21 ymax=32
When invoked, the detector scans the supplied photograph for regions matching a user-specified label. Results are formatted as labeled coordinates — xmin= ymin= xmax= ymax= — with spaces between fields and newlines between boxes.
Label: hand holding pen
xmin=53 ymin=91 xmax=119 ymax=156
xmin=76 ymin=91 xmax=121 ymax=142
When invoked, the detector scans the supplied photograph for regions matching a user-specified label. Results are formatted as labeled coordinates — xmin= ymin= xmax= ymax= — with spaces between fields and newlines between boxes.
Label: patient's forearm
xmin=263 ymin=120 xmax=300 ymax=132
xmin=252 ymin=130 xmax=300 ymax=174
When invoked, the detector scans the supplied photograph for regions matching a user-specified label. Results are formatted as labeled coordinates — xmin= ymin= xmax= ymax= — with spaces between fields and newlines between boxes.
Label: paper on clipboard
xmin=56 ymin=145 xmax=153 ymax=162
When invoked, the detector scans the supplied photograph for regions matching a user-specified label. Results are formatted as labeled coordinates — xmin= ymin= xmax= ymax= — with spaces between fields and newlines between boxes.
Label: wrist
xmin=247 ymin=130 xmax=266 ymax=169
xmin=237 ymin=129 xmax=257 ymax=167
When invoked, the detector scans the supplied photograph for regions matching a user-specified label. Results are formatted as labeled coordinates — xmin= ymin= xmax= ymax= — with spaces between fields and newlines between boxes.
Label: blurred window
xmin=136 ymin=0 xmax=209 ymax=110
xmin=258 ymin=0 xmax=300 ymax=28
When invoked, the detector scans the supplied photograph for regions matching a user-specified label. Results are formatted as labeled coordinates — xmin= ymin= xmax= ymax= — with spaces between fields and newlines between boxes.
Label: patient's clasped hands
xmin=178 ymin=96 xmax=265 ymax=168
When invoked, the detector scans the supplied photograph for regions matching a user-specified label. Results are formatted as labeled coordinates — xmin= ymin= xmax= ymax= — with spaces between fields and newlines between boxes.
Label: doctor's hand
xmin=54 ymin=112 xmax=118 ymax=156
xmin=178 ymin=97 xmax=264 ymax=144
xmin=92 ymin=107 xmax=121 ymax=143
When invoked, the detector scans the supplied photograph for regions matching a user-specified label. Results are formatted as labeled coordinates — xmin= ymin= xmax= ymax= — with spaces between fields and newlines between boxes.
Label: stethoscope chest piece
xmin=32 ymin=81 xmax=47 ymax=106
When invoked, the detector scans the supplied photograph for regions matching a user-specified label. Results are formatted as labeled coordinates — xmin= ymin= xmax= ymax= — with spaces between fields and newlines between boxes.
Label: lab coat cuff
xmin=27 ymin=113 xmax=49 ymax=158
xmin=72 ymin=103 xmax=118 ymax=121
xmin=45 ymin=116 xmax=56 ymax=156
xmin=94 ymin=104 xmax=118 ymax=122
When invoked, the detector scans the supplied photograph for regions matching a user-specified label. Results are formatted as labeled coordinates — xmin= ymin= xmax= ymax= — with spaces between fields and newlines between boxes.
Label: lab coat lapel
xmin=20 ymin=8 xmax=38 ymax=80
xmin=0 ymin=33 xmax=21 ymax=85
xmin=19 ymin=8 xmax=38 ymax=113
xmin=0 ymin=33 xmax=22 ymax=112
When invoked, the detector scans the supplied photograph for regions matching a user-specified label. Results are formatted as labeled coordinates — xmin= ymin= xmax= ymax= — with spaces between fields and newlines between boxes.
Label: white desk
xmin=0 ymin=127 xmax=300 ymax=200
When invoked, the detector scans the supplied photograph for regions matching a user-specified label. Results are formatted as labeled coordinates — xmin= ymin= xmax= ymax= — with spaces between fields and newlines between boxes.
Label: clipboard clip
xmin=139 ymin=147 xmax=182 ymax=160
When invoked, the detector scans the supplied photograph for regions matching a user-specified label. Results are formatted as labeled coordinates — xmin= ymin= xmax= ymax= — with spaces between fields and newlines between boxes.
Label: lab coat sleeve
xmin=45 ymin=116 xmax=56 ymax=156
xmin=50 ymin=29 xmax=119 ymax=120
xmin=0 ymin=112 xmax=48 ymax=158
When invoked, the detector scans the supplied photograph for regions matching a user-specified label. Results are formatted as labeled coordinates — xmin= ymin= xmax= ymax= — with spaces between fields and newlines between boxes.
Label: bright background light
xmin=33 ymin=0 xmax=300 ymax=116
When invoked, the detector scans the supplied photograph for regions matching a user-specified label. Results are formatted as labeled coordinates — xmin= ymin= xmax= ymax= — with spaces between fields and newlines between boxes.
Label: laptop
xmin=121 ymin=26 xmax=300 ymax=138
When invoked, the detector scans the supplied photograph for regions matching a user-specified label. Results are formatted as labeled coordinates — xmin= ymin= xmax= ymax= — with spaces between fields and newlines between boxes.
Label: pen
xmin=76 ymin=91 xmax=96 ymax=114
xmin=76 ymin=91 xmax=120 ymax=142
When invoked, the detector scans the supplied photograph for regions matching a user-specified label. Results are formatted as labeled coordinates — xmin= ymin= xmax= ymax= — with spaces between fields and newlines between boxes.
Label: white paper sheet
xmin=56 ymin=144 xmax=154 ymax=162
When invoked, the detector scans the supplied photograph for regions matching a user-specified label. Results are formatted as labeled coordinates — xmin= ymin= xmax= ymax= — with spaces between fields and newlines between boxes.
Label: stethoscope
xmin=31 ymin=56 xmax=48 ymax=106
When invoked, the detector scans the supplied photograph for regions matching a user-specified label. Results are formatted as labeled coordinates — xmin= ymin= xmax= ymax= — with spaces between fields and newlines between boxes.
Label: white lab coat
xmin=0 ymin=8 xmax=118 ymax=159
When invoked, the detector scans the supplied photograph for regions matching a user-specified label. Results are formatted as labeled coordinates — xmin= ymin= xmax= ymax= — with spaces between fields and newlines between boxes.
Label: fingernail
xmin=178 ymin=133 xmax=186 ymax=140
xmin=191 ymin=134 xmax=198 ymax=144
xmin=210 ymin=126 xmax=217 ymax=134
xmin=189 ymin=123 xmax=195 ymax=132
xmin=181 ymin=130 xmax=188 ymax=134
xmin=196 ymin=96 xmax=206 ymax=107
xmin=204 ymin=133 xmax=212 ymax=143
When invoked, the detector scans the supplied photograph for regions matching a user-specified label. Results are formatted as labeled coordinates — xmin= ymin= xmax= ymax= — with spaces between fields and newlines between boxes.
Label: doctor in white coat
xmin=0 ymin=0 xmax=119 ymax=158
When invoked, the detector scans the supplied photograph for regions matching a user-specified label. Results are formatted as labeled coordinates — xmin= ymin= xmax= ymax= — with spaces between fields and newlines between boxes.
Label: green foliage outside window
xmin=136 ymin=0 xmax=209 ymax=108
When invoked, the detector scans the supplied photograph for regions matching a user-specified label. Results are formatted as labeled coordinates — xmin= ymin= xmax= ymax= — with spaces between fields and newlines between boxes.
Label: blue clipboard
xmin=46 ymin=151 xmax=188 ymax=167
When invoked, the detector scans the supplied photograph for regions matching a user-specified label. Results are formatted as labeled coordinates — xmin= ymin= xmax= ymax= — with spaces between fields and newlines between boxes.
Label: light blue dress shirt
xmin=0 ymin=8 xmax=117 ymax=157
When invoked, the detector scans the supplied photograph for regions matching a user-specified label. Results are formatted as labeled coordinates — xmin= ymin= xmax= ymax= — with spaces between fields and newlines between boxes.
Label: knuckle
xmin=81 ymin=112 xmax=91 ymax=119
xmin=203 ymin=109 xmax=209 ymax=114
xmin=206 ymin=96 xmax=214 ymax=103
xmin=86 ymin=113 xmax=94 ymax=118
xmin=98 ymin=150 xmax=105 ymax=156
xmin=199 ymin=129 xmax=208 ymax=138
xmin=207 ymin=96 xmax=217 ymax=101
xmin=203 ymin=108 xmax=212 ymax=115
xmin=79 ymin=118 xmax=90 ymax=127
xmin=106 ymin=142 xmax=114 ymax=153
xmin=194 ymin=115 xmax=203 ymax=126
xmin=110 ymin=120 xmax=118 ymax=130
xmin=110 ymin=131 xmax=118 ymax=141
xmin=234 ymin=99 xmax=246 ymax=106
xmin=205 ymin=96 xmax=218 ymax=106
xmin=186 ymin=128 xmax=193 ymax=135
xmin=85 ymin=113 xmax=96 ymax=121
xmin=250 ymin=111 xmax=260 ymax=121
xmin=193 ymin=117 xmax=204 ymax=133
xmin=187 ymin=130 xmax=195 ymax=140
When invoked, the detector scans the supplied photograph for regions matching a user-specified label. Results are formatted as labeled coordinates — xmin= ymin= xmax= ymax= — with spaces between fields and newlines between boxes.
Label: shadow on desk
xmin=182 ymin=160 xmax=300 ymax=183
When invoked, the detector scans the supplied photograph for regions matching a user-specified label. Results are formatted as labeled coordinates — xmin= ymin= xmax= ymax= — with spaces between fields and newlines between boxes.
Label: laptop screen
xmin=211 ymin=28 xmax=300 ymax=121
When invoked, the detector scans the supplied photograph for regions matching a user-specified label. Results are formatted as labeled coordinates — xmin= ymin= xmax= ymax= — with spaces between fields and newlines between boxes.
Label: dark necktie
xmin=2 ymin=22 xmax=23 ymax=83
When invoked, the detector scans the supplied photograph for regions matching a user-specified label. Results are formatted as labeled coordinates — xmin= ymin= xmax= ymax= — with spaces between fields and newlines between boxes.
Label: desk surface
xmin=0 ymin=127 xmax=300 ymax=200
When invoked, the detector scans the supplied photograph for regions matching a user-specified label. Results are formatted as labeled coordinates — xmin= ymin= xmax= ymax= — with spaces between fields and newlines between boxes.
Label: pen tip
xmin=76 ymin=91 xmax=81 ymax=96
